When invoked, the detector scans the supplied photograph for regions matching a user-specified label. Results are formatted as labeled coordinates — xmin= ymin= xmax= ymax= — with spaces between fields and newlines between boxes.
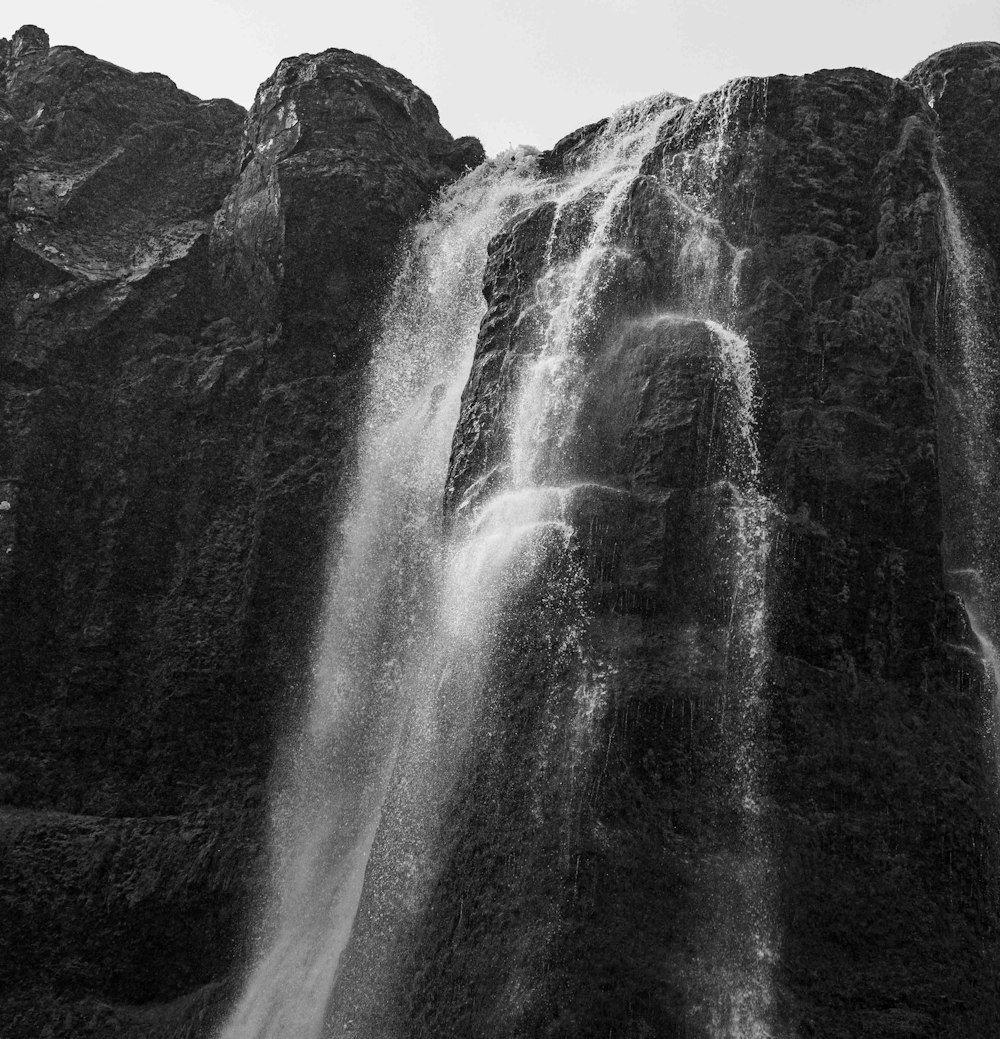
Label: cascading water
xmin=704 ymin=318 xmax=775 ymax=1039
xmin=507 ymin=95 xmax=677 ymax=488
xmin=222 ymin=82 xmax=780 ymax=1039
xmin=936 ymin=159 xmax=1000 ymax=747
xmin=473 ymin=93 xmax=689 ymax=799
xmin=699 ymin=84 xmax=777 ymax=1039
xmin=660 ymin=211 xmax=776 ymax=1035
xmin=218 ymin=151 xmax=551 ymax=1039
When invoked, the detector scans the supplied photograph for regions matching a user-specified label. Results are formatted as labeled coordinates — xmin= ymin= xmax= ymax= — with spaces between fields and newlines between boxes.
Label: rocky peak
xmin=905 ymin=40 xmax=1000 ymax=119
xmin=0 ymin=25 xmax=245 ymax=292
xmin=0 ymin=25 xmax=48 ymax=97
xmin=248 ymin=47 xmax=444 ymax=153
xmin=212 ymin=45 xmax=484 ymax=346
xmin=235 ymin=45 xmax=483 ymax=185
xmin=906 ymin=41 xmax=1000 ymax=262
xmin=11 ymin=24 xmax=48 ymax=59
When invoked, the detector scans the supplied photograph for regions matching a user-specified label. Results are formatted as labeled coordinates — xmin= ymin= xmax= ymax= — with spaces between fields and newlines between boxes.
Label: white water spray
xmin=666 ymin=182 xmax=776 ymax=1036
xmin=509 ymin=93 xmax=683 ymax=488
xmin=219 ymin=95 xmax=685 ymax=1033
xmin=452 ymin=92 xmax=686 ymax=799
xmin=218 ymin=151 xmax=550 ymax=1039
xmin=708 ymin=320 xmax=776 ymax=1039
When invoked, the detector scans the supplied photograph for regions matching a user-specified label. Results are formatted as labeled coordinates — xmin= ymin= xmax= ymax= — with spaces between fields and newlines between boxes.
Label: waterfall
xmin=221 ymin=85 xmax=779 ymax=1039
xmin=705 ymin=319 xmax=775 ymax=1039
xmin=665 ymin=208 xmax=775 ymax=1035
xmin=936 ymin=159 xmax=1000 ymax=750
xmin=218 ymin=151 xmax=551 ymax=1039
xmin=465 ymin=93 xmax=687 ymax=783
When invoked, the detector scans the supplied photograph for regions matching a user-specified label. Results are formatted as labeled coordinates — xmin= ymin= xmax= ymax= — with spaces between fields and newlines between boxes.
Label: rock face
xmin=328 ymin=61 xmax=1000 ymax=1039
xmin=212 ymin=47 xmax=482 ymax=343
xmin=0 ymin=24 xmax=482 ymax=1038
xmin=907 ymin=42 xmax=1000 ymax=263
xmin=3 ymin=20 xmax=1000 ymax=1039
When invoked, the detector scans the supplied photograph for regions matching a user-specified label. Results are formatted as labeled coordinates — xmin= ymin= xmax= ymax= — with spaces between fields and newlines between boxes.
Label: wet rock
xmin=906 ymin=42 xmax=1000 ymax=265
xmin=402 ymin=62 xmax=1000 ymax=1039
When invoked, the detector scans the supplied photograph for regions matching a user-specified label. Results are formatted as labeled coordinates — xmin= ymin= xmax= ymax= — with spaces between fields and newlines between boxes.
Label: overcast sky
xmin=5 ymin=0 xmax=1000 ymax=155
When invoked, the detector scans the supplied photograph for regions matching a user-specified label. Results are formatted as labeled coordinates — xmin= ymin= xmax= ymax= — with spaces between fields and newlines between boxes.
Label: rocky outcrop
xmin=0 ymin=24 xmax=481 ymax=1038
xmin=907 ymin=42 xmax=1000 ymax=265
xmin=211 ymin=47 xmax=482 ymax=345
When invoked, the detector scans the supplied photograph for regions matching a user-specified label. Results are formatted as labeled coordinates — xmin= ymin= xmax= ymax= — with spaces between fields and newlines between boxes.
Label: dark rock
xmin=906 ymin=42 xmax=1000 ymax=265
xmin=210 ymin=47 xmax=485 ymax=353
xmin=0 ymin=25 xmax=480 ymax=1038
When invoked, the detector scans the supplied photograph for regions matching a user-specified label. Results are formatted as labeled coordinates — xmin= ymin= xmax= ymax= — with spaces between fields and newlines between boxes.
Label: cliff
xmin=327 ymin=60 xmax=1000 ymax=1038
xmin=2 ymin=21 xmax=1000 ymax=1039
xmin=0 ymin=24 xmax=482 ymax=1037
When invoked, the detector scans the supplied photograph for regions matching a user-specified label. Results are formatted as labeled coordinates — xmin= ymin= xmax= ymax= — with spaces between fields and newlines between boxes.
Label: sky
xmin=4 ymin=0 xmax=1000 ymax=155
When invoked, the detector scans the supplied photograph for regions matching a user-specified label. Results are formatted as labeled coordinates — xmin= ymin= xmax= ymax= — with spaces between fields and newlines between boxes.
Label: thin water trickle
xmin=704 ymin=319 xmax=777 ymax=1039
xmin=963 ymin=594 xmax=1000 ymax=752
xmin=663 ymin=204 xmax=777 ymax=1037
xmin=936 ymin=158 xmax=1000 ymax=755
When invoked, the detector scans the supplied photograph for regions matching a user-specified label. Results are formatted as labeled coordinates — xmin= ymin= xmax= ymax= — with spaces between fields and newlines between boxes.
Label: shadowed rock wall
xmin=0 ymin=24 xmax=482 ymax=1038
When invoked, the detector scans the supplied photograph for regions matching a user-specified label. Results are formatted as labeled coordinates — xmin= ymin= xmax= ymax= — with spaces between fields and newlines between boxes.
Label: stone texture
xmin=211 ymin=46 xmax=483 ymax=348
xmin=0 ymin=24 xmax=481 ymax=1038
xmin=906 ymin=42 xmax=1000 ymax=265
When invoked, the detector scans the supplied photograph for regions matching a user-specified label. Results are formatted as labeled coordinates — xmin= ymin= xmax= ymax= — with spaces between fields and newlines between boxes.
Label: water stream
xmin=218 ymin=151 xmax=551 ymax=1039
xmin=222 ymin=87 xmax=778 ymax=1039
xmin=668 ymin=212 xmax=776 ymax=1037
xmin=936 ymin=159 xmax=1000 ymax=752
